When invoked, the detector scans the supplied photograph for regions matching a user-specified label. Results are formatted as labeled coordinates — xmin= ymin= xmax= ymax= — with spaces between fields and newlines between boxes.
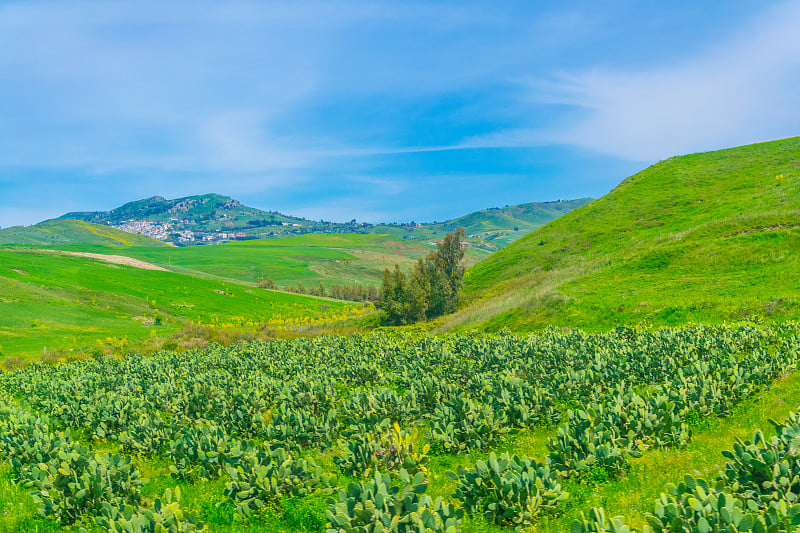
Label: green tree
xmin=378 ymin=228 xmax=466 ymax=324
xmin=379 ymin=265 xmax=408 ymax=325
xmin=416 ymin=256 xmax=448 ymax=319
xmin=258 ymin=278 xmax=277 ymax=290
xmin=436 ymin=227 xmax=466 ymax=300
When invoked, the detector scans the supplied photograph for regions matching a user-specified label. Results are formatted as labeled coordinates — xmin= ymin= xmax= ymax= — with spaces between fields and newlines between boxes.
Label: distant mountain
xmin=368 ymin=199 xmax=593 ymax=248
xmin=50 ymin=193 xmax=592 ymax=247
xmin=56 ymin=193 xmax=313 ymax=244
xmin=0 ymin=219 xmax=170 ymax=247
xmin=60 ymin=193 xmax=304 ymax=227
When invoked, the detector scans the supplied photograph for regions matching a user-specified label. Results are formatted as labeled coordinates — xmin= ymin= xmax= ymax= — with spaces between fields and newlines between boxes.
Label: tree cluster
xmin=258 ymin=278 xmax=378 ymax=302
xmin=377 ymin=227 xmax=466 ymax=325
xmin=327 ymin=283 xmax=378 ymax=302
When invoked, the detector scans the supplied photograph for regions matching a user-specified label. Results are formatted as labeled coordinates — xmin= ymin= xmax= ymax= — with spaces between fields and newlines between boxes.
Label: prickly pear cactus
xmin=450 ymin=451 xmax=568 ymax=525
xmin=326 ymin=469 xmax=462 ymax=533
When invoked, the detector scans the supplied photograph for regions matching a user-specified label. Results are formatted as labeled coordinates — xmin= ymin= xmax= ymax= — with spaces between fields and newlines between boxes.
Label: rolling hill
xmin=0 ymin=219 xmax=171 ymax=247
xmin=50 ymin=234 xmax=443 ymax=290
xmin=368 ymin=198 xmax=592 ymax=247
xmin=444 ymin=136 xmax=800 ymax=331
xmin=56 ymin=193 xmax=314 ymax=244
xmin=50 ymin=193 xmax=590 ymax=247
xmin=0 ymin=246 xmax=363 ymax=361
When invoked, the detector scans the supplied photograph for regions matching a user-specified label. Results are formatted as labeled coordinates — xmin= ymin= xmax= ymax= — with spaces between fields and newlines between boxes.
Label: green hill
xmin=0 ymin=246 xmax=362 ymax=361
xmin=50 ymin=233 xmax=441 ymax=290
xmin=58 ymin=193 xmax=312 ymax=236
xmin=445 ymin=137 xmax=800 ymax=331
xmin=52 ymin=193 xmax=590 ymax=247
xmin=369 ymin=198 xmax=593 ymax=248
xmin=0 ymin=219 xmax=170 ymax=247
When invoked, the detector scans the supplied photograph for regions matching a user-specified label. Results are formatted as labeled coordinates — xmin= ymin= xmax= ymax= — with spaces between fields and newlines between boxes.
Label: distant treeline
xmin=253 ymin=227 xmax=465 ymax=313
xmin=258 ymin=278 xmax=378 ymax=302
xmin=247 ymin=219 xmax=282 ymax=226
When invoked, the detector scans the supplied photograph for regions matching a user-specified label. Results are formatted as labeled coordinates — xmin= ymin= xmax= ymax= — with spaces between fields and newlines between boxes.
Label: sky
xmin=1 ymin=0 xmax=799 ymax=227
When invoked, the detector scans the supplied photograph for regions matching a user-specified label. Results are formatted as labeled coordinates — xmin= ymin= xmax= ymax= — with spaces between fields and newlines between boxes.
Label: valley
xmin=3 ymin=4 xmax=798 ymax=532
xmin=0 ymin=138 xmax=798 ymax=533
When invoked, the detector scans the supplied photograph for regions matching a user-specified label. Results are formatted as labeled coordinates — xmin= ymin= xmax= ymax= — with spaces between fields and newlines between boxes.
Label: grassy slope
xmin=1 ymin=202 xmax=587 ymax=291
xmin=48 ymin=233 xmax=483 ymax=289
xmin=0 ymin=247 xmax=360 ymax=360
xmin=0 ymin=219 xmax=170 ymax=247
xmin=54 ymin=193 xmax=589 ymax=245
xmin=447 ymin=137 xmax=800 ymax=332
xmin=428 ymin=198 xmax=594 ymax=246
xmin=368 ymin=199 xmax=593 ymax=249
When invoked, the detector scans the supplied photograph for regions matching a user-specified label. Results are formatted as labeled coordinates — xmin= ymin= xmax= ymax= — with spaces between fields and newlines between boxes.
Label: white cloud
xmin=347 ymin=176 xmax=409 ymax=195
xmin=464 ymin=1 xmax=800 ymax=161
xmin=0 ymin=0 xmax=511 ymax=174
xmin=0 ymin=0 xmax=328 ymax=174
xmin=0 ymin=0 xmax=592 ymax=177
xmin=195 ymin=112 xmax=308 ymax=172
xmin=4 ymin=1 xmax=796 ymax=228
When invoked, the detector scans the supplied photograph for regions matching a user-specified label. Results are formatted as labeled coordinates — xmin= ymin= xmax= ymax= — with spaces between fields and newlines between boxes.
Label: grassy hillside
xmin=58 ymin=193 xmax=305 ymax=229
xmin=0 ymin=219 xmax=170 ymax=247
xmin=45 ymin=233 xmax=453 ymax=290
xmin=368 ymin=199 xmax=593 ymax=248
xmin=50 ymin=193 xmax=589 ymax=246
xmin=447 ymin=137 xmax=800 ymax=331
xmin=0 ymin=247 xmax=363 ymax=361
xmin=55 ymin=193 xmax=315 ymax=246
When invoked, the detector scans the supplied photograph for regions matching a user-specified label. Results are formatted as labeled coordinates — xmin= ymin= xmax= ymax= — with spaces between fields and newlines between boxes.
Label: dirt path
xmin=41 ymin=250 xmax=170 ymax=271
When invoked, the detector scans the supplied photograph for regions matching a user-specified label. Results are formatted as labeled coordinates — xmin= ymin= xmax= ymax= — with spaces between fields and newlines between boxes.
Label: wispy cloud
xmin=0 ymin=0 xmax=512 ymax=175
xmin=463 ymin=1 xmax=800 ymax=161
xmin=1 ymin=1 xmax=796 ymax=227
xmin=347 ymin=176 xmax=409 ymax=196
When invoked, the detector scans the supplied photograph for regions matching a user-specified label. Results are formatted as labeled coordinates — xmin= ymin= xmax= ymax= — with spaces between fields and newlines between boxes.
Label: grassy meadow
xmin=0 ymin=247 xmax=365 ymax=362
xmin=52 ymin=233 xmax=441 ymax=288
xmin=0 ymin=230 xmax=489 ymax=363
xmin=447 ymin=137 xmax=800 ymax=332
xmin=15 ymin=232 xmax=493 ymax=291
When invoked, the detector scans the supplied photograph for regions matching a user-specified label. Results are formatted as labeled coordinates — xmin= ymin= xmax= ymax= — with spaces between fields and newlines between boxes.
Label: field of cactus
xmin=0 ymin=323 xmax=799 ymax=532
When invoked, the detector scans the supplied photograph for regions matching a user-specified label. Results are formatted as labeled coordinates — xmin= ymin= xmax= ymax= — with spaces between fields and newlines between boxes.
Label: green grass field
xmin=0 ymin=230 xmax=493 ymax=363
xmin=43 ymin=233 xmax=490 ymax=289
xmin=446 ymin=137 xmax=800 ymax=332
xmin=0 ymin=247 xmax=364 ymax=361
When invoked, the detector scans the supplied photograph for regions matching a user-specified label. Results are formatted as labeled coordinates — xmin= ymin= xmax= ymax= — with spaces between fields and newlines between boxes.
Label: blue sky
xmin=1 ymin=0 xmax=799 ymax=227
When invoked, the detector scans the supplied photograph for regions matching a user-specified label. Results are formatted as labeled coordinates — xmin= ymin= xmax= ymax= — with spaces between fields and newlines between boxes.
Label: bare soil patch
xmin=40 ymin=250 xmax=169 ymax=271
